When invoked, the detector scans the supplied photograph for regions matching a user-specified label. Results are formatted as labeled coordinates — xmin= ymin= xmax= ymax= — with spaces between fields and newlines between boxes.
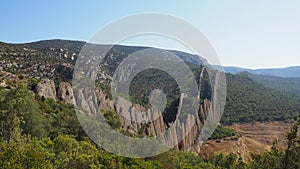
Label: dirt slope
xmin=198 ymin=121 xmax=293 ymax=161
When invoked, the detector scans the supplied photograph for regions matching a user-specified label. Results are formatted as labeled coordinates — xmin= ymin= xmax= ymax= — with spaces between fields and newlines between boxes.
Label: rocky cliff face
xmin=36 ymin=79 xmax=75 ymax=104
xmin=0 ymin=40 xmax=217 ymax=151
xmin=114 ymin=96 xmax=166 ymax=136
xmin=35 ymin=65 xmax=214 ymax=151
xmin=36 ymin=78 xmax=113 ymax=111
xmin=57 ymin=82 xmax=74 ymax=104
xmin=37 ymin=79 xmax=57 ymax=100
xmin=113 ymin=95 xmax=211 ymax=151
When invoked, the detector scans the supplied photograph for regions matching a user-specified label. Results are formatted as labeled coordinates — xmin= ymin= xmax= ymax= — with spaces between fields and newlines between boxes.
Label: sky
xmin=1 ymin=0 xmax=300 ymax=69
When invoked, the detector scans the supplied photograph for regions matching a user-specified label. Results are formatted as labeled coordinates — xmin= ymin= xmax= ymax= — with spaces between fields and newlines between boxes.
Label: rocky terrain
xmin=199 ymin=121 xmax=299 ymax=161
xmin=28 ymin=68 xmax=214 ymax=151
xmin=0 ymin=39 xmax=299 ymax=157
xmin=0 ymin=40 xmax=216 ymax=151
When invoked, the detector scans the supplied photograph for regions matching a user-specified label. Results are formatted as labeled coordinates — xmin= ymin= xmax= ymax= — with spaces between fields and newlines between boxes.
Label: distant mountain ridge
xmin=238 ymin=71 xmax=300 ymax=97
xmin=223 ymin=66 xmax=300 ymax=78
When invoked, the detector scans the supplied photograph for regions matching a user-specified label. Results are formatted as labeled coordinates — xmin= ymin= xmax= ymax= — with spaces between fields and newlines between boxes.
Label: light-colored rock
xmin=95 ymin=89 xmax=113 ymax=110
xmin=37 ymin=79 xmax=57 ymax=100
xmin=58 ymin=82 xmax=75 ymax=104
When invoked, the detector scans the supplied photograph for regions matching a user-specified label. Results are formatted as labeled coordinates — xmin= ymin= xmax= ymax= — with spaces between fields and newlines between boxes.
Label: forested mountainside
xmin=0 ymin=69 xmax=299 ymax=168
xmin=223 ymin=73 xmax=300 ymax=123
xmin=0 ymin=40 xmax=299 ymax=168
xmin=238 ymin=71 xmax=300 ymax=97
xmin=1 ymin=39 xmax=298 ymax=124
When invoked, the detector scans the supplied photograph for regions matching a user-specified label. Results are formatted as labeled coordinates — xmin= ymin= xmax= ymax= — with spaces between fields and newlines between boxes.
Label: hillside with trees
xmin=239 ymin=71 xmax=300 ymax=97
xmin=0 ymin=40 xmax=299 ymax=168
xmin=0 ymin=82 xmax=299 ymax=168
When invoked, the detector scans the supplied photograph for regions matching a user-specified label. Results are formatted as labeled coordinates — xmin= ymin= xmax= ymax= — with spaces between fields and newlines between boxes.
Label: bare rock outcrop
xmin=95 ymin=89 xmax=113 ymax=110
xmin=72 ymin=87 xmax=113 ymax=114
xmin=114 ymin=97 xmax=166 ymax=135
xmin=35 ymin=66 xmax=216 ymax=151
xmin=57 ymin=82 xmax=75 ymax=104
xmin=113 ymin=92 xmax=208 ymax=151
xmin=37 ymin=79 xmax=57 ymax=100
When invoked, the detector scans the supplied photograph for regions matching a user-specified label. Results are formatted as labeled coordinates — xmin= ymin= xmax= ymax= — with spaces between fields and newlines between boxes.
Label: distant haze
xmin=222 ymin=66 xmax=300 ymax=78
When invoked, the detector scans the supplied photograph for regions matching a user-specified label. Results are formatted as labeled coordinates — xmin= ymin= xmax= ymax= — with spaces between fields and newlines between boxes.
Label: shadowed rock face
xmin=56 ymin=63 xmax=73 ymax=80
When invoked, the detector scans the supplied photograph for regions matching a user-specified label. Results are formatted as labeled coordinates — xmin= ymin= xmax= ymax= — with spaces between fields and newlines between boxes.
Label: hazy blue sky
xmin=1 ymin=1 xmax=299 ymax=68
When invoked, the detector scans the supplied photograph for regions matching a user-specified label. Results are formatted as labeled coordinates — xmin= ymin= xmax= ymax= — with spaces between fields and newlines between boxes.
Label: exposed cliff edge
xmin=34 ymin=66 xmax=216 ymax=151
xmin=37 ymin=79 xmax=57 ymax=100
xmin=0 ymin=40 xmax=223 ymax=151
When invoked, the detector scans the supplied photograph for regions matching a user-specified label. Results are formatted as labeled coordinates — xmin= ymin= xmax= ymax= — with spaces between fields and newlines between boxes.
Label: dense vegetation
xmin=208 ymin=125 xmax=240 ymax=140
xmin=223 ymin=74 xmax=300 ymax=124
xmin=240 ymin=71 xmax=300 ymax=97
